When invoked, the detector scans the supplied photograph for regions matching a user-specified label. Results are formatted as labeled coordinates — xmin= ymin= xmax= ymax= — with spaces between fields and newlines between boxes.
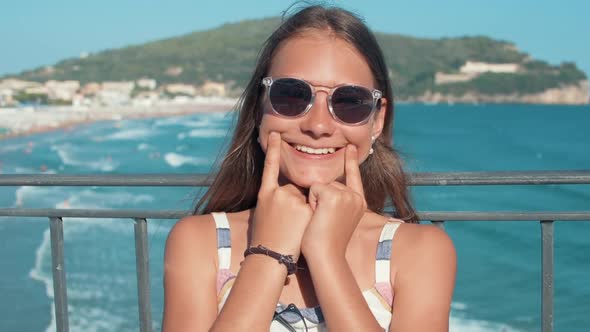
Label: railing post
xmin=431 ymin=220 xmax=445 ymax=230
xmin=541 ymin=220 xmax=554 ymax=332
xmin=49 ymin=217 xmax=69 ymax=332
xmin=134 ymin=218 xmax=152 ymax=332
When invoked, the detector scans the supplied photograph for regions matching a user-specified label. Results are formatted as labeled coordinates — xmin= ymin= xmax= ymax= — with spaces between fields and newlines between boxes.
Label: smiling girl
xmin=163 ymin=5 xmax=456 ymax=331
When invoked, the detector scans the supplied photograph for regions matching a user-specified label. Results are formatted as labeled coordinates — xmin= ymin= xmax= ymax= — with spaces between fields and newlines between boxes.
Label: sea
xmin=0 ymin=103 xmax=588 ymax=332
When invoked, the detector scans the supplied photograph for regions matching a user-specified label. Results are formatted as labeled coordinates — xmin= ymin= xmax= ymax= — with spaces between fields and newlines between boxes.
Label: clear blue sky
xmin=2 ymin=0 xmax=589 ymax=79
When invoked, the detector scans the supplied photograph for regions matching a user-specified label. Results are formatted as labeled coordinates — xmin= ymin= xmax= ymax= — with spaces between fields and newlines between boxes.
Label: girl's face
xmin=258 ymin=30 xmax=386 ymax=188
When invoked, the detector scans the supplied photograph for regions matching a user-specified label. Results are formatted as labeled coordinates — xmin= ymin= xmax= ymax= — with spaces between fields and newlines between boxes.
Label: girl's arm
xmin=389 ymin=224 xmax=457 ymax=331
xmin=301 ymin=145 xmax=385 ymax=331
xmin=162 ymin=215 xmax=218 ymax=332
xmin=163 ymin=132 xmax=313 ymax=331
xmin=305 ymin=247 xmax=386 ymax=331
xmin=162 ymin=214 xmax=296 ymax=332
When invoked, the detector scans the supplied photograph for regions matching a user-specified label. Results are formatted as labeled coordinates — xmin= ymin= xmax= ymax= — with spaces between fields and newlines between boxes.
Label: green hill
xmin=6 ymin=17 xmax=587 ymax=99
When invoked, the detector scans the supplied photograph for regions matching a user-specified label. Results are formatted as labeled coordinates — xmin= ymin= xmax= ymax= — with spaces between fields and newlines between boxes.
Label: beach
xmin=0 ymin=97 xmax=237 ymax=140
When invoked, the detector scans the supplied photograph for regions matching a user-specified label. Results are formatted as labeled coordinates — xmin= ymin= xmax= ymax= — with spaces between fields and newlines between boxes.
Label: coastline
xmin=0 ymin=99 xmax=237 ymax=141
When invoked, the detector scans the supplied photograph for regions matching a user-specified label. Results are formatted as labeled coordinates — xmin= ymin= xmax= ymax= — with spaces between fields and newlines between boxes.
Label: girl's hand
xmin=251 ymin=132 xmax=313 ymax=260
xmin=301 ymin=144 xmax=367 ymax=257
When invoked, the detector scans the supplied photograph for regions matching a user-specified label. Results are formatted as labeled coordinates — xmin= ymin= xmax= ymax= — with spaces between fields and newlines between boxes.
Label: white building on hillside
xmin=137 ymin=78 xmax=157 ymax=90
xmin=45 ymin=80 xmax=80 ymax=101
xmin=0 ymin=79 xmax=41 ymax=91
xmin=200 ymin=81 xmax=226 ymax=96
xmin=97 ymin=81 xmax=136 ymax=106
xmin=165 ymin=83 xmax=197 ymax=96
xmin=460 ymin=61 xmax=520 ymax=74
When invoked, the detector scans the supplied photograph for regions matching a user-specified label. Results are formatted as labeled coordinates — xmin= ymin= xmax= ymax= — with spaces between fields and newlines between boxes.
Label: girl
xmin=163 ymin=5 xmax=456 ymax=331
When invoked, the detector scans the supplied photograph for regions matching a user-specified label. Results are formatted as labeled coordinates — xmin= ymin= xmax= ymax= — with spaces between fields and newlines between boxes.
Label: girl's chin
xmin=285 ymin=173 xmax=344 ymax=188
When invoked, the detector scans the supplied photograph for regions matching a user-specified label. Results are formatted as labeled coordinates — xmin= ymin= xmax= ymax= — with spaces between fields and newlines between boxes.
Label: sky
xmin=1 ymin=0 xmax=589 ymax=79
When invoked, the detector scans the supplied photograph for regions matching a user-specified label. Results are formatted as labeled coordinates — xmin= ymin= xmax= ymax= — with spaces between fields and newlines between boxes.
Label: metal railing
xmin=1 ymin=170 xmax=590 ymax=332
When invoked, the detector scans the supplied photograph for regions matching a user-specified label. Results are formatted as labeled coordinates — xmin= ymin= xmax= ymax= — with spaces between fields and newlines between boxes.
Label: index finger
xmin=260 ymin=132 xmax=281 ymax=192
xmin=345 ymin=144 xmax=365 ymax=197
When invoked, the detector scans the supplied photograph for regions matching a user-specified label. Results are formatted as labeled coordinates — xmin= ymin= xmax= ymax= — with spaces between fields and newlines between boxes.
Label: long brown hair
xmin=194 ymin=5 xmax=418 ymax=223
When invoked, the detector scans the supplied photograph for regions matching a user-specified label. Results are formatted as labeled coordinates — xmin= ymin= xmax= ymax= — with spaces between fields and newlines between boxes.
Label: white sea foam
xmin=0 ymin=142 xmax=27 ymax=153
xmin=68 ymin=306 xmax=127 ymax=332
xmin=451 ymin=301 xmax=468 ymax=311
xmin=187 ymin=128 xmax=228 ymax=138
xmin=45 ymin=303 xmax=56 ymax=332
xmin=15 ymin=186 xmax=69 ymax=208
xmin=176 ymin=128 xmax=227 ymax=140
xmin=95 ymin=128 xmax=156 ymax=141
xmin=51 ymin=144 xmax=118 ymax=172
xmin=137 ymin=143 xmax=152 ymax=151
xmin=164 ymin=152 xmax=209 ymax=167
xmin=29 ymin=228 xmax=53 ymax=297
xmin=450 ymin=314 xmax=523 ymax=331
xmin=154 ymin=117 xmax=217 ymax=128
xmin=12 ymin=166 xmax=57 ymax=174
xmin=13 ymin=166 xmax=38 ymax=174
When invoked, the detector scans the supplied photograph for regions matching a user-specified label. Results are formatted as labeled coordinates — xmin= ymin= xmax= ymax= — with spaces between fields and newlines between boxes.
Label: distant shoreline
xmin=2 ymin=99 xmax=589 ymax=142
xmin=0 ymin=100 xmax=236 ymax=141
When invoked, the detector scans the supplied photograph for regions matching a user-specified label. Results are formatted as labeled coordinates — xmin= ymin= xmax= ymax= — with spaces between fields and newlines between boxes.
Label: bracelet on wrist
xmin=244 ymin=245 xmax=300 ymax=275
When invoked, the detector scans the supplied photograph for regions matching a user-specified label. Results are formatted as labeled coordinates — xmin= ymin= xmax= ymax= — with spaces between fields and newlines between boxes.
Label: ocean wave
xmin=154 ymin=117 xmax=214 ymax=128
xmin=187 ymin=128 xmax=228 ymax=138
xmin=67 ymin=189 xmax=154 ymax=208
xmin=164 ymin=152 xmax=209 ymax=167
xmin=137 ymin=143 xmax=152 ymax=151
xmin=450 ymin=315 xmax=523 ymax=332
xmin=0 ymin=142 xmax=27 ymax=153
xmin=12 ymin=166 xmax=57 ymax=174
xmin=176 ymin=128 xmax=227 ymax=140
xmin=51 ymin=144 xmax=118 ymax=172
xmin=15 ymin=186 xmax=69 ymax=208
xmin=29 ymin=228 xmax=53 ymax=298
xmin=93 ymin=128 xmax=156 ymax=141
xmin=68 ymin=306 xmax=128 ymax=332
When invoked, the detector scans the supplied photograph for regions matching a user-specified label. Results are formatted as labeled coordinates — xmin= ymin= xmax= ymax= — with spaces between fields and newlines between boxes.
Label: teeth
xmin=294 ymin=145 xmax=336 ymax=155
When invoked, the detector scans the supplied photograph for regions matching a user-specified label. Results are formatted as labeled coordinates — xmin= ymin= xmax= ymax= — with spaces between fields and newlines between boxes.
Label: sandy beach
xmin=0 ymin=98 xmax=237 ymax=141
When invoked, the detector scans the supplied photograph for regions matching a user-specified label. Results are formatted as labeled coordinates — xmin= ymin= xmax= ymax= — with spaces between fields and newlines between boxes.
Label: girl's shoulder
xmin=165 ymin=214 xmax=218 ymax=265
xmin=166 ymin=210 xmax=252 ymax=253
xmin=390 ymin=220 xmax=456 ymax=284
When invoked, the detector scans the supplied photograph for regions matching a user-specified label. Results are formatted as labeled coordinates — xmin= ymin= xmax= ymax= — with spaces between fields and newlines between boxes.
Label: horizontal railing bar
xmin=0 ymin=208 xmax=190 ymax=219
xmin=1 ymin=209 xmax=589 ymax=221
xmin=418 ymin=211 xmax=590 ymax=221
xmin=0 ymin=174 xmax=212 ymax=187
xmin=409 ymin=170 xmax=590 ymax=185
xmin=1 ymin=170 xmax=589 ymax=187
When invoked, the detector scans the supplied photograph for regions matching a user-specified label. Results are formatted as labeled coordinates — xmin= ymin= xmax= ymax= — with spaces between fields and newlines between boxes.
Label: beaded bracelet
xmin=244 ymin=245 xmax=299 ymax=275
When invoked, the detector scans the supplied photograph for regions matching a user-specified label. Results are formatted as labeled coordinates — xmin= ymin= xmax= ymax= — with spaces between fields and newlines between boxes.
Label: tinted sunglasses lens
xmin=332 ymin=86 xmax=374 ymax=124
xmin=269 ymin=78 xmax=312 ymax=117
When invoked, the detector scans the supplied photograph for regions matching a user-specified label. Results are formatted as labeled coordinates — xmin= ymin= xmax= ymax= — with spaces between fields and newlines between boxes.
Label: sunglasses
xmin=272 ymin=303 xmax=309 ymax=332
xmin=261 ymin=77 xmax=382 ymax=125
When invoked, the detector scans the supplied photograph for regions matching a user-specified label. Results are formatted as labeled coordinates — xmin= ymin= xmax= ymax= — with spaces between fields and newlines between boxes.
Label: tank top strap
xmin=212 ymin=212 xmax=231 ymax=270
xmin=375 ymin=220 xmax=402 ymax=284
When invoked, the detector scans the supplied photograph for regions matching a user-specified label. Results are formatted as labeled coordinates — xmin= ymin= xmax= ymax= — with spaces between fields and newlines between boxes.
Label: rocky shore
xmin=407 ymin=80 xmax=590 ymax=105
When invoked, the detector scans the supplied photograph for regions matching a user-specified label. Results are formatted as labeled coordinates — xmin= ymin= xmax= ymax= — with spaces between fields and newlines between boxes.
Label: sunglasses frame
xmin=272 ymin=303 xmax=309 ymax=332
xmin=261 ymin=76 xmax=383 ymax=126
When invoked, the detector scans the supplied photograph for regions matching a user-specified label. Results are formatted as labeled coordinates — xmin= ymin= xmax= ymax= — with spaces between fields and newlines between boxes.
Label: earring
xmin=369 ymin=135 xmax=375 ymax=155
xmin=257 ymin=136 xmax=261 ymax=144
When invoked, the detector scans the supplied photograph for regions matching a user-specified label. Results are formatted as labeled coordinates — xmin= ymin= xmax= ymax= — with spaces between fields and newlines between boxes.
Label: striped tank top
xmin=212 ymin=212 xmax=402 ymax=331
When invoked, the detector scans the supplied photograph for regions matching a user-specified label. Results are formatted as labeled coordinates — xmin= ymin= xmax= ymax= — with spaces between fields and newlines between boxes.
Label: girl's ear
xmin=372 ymin=97 xmax=386 ymax=139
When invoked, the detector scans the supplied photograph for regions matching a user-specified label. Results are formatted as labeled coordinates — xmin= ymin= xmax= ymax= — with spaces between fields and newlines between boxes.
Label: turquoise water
xmin=0 ymin=104 xmax=589 ymax=331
